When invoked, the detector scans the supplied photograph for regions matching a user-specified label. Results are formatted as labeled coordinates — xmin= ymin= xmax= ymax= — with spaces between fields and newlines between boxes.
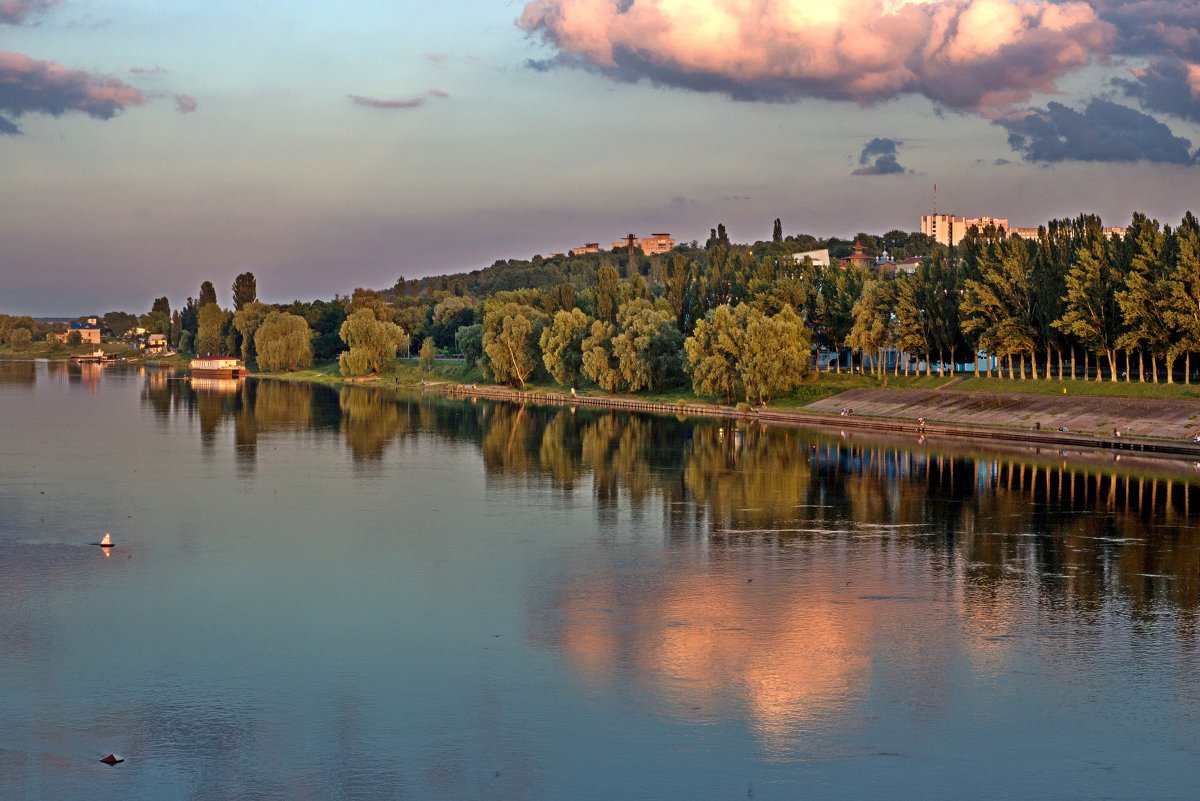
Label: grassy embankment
xmin=259 ymin=358 xmax=955 ymax=408
xmin=948 ymin=375 xmax=1200 ymax=400
xmin=0 ymin=341 xmax=140 ymax=361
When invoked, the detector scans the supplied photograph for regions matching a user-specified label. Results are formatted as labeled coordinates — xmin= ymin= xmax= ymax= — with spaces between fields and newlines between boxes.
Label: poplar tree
xmin=1053 ymin=234 xmax=1121 ymax=381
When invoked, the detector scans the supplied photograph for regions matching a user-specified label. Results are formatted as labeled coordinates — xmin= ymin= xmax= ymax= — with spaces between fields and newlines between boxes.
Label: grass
xmin=0 ymin=341 xmax=140 ymax=361
xmin=948 ymin=375 xmax=1200 ymax=400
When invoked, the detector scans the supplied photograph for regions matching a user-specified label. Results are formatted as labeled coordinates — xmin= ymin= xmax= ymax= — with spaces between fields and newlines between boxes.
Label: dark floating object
xmin=99 ymin=753 xmax=124 ymax=765
xmin=97 ymin=532 xmax=114 ymax=548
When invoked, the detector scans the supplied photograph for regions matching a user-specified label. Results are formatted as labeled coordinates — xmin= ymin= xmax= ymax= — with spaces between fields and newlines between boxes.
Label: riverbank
xmin=246 ymin=359 xmax=1200 ymax=459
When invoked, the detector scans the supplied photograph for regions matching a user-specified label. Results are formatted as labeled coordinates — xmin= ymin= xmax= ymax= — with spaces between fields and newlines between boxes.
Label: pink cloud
xmin=0 ymin=50 xmax=144 ymax=133
xmin=174 ymin=94 xmax=197 ymax=114
xmin=347 ymin=90 xmax=448 ymax=110
xmin=518 ymin=0 xmax=1116 ymax=111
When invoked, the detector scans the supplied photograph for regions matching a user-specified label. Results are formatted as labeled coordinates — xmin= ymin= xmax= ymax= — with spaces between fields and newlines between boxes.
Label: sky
xmin=2 ymin=0 xmax=1199 ymax=316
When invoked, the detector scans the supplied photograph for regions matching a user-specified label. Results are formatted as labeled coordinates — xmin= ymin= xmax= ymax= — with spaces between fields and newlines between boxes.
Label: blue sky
xmin=2 ymin=0 xmax=1199 ymax=315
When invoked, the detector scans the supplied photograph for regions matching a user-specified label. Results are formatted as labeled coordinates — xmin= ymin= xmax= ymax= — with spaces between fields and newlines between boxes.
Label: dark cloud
xmin=130 ymin=65 xmax=169 ymax=76
xmin=348 ymin=90 xmax=447 ymax=110
xmin=998 ymin=98 xmax=1197 ymax=164
xmin=0 ymin=51 xmax=143 ymax=135
xmin=853 ymin=137 xmax=906 ymax=175
xmin=174 ymin=94 xmax=197 ymax=114
xmin=0 ymin=0 xmax=60 ymax=24
xmin=1112 ymin=59 xmax=1200 ymax=123
xmin=1086 ymin=0 xmax=1200 ymax=60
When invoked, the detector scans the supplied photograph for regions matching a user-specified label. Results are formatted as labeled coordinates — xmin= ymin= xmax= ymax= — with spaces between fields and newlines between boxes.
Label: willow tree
xmin=540 ymin=308 xmax=592 ymax=387
xmin=481 ymin=302 xmax=546 ymax=387
xmin=892 ymin=273 xmax=932 ymax=375
xmin=611 ymin=299 xmax=683 ymax=392
xmin=581 ymin=319 xmax=621 ymax=392
xmin=254 ymin=311 xmax=313 ymax=371
xmin=684 ymin=303 xmax=811 ymax=404
xmin=338 ymin=308 xmax=409 ymax=376
xmin=683 ymin=304 xmax=742 ymax=402
xmin=232 ymin=301 xmax=271 ymax=364
xmin=1053 ymin=234 xmax=1121 ymax=381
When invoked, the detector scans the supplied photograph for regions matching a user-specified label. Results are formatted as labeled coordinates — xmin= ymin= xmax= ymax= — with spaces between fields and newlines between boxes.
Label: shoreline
xmin=424 ymin=382 xmax=1200 ymax=461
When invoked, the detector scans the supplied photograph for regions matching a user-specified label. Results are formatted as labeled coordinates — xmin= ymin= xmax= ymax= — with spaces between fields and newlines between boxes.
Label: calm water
xmin=3 ymin=360 xmax=1200 ymax=800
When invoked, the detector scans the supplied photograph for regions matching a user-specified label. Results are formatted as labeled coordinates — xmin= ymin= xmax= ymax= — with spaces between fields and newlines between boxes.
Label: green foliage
xmin=430 ymin=295 xmax=476 ymax=347
xmin=419 ymin=336 xmax=436 ymax=370
xmin=595 ymin=264 xmax=619 ymax=323
xmin=338 ymin=308 xmax=409 ymax=376
xmin=846 ymin=279 xmax=894 ymax=375
xmin=254 ymin=312 xmax=313 ymax=371
xmin=1054 ymin=233 xmax=1121 ymax=377
xmin=8 ymin=327 xmax=32 ymax=350
xmin=196 ymin=304 xmax=229 ymax=355
xmin=684 ymin=303 xmax=811 ymax=403
xmin=199 ymin=281 xmax=217 ymax=307
xmin=581 ymin=319 xmax=621 ymax=392
xmin=611 ymin=299 xmax=684 ymax=392
xmin=232 ymin=301 xmax=272 ymax=364
xmin=178 ymin=330 xmax=194 ymax=353
xmin=481 ymin=301 xmax=547 ymax=387
xmin=455 ymin=323 xmax=484 ymax=367
xmin=232 ymin=272 xmax=257 ymax=311
xmin=540 ymin=308 xmax=592 ymax=387
xmin=103 ymin=311 xmax=138 ymax=338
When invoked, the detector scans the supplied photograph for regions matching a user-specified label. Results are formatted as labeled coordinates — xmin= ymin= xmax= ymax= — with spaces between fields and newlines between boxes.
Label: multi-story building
xmin=609 ymin=233 xmax=676 ymax=255
xmin=570 ymin=243 xmax=600 ymax=256
xmin=920 ymin=214 xmax=1010 ymax=247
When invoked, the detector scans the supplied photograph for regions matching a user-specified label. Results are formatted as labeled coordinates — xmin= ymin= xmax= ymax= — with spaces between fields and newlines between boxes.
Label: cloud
xmin=1113 ymin=59 xmax=1200 ymax=122
xmin=852 ymin=137 xmax=906 ymax=175
xmin=130 ymin=65 xmax=169 ymax=76
xmin=174 ymin=94 xmax=197 ymax=114
xmin=998 ymin=97 xmax=1196 ymax=164
xmin=0 ymin=0 xmax=59 ymax=24
xmin=347 ymin=89 xmax=448 ymax=110
xmin=0 ymin=50 xmax=144 ymax=134
xmin=518 ymin=0 xmax=1115 ymax=110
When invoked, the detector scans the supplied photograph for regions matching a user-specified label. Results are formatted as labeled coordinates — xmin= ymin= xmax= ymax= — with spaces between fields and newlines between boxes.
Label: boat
xmin=70 ymin=349 xmax=112 ymax=364
xmin=190 ymin=356 xmax=248 ymax=379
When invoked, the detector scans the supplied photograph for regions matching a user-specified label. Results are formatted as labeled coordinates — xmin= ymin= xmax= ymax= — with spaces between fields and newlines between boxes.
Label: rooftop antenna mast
xmin=933 ymin=183 xmax=938 ymax=215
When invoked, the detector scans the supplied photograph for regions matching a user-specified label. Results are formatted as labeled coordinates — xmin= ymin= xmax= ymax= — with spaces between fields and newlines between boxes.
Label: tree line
xmin=80 ymin=210 xmax=1200 ymax=391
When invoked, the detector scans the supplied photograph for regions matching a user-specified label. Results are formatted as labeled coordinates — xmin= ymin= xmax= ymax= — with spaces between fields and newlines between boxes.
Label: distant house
xmin=144 ymin=333 xmax=167 ymax=354
xmin=570 ymin=243 xmax=600 ymax=256
xmin=68 ymin=318 xmax=102 ymax=344
xmin=792 ymin=248 xmax=831 ymax=267
xmin=894 ymin=256 xmax=923 ymax=275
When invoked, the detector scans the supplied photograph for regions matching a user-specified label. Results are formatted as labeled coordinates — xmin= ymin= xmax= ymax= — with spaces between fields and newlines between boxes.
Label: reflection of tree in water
xmin=339 ymin=387 xmax=410 ymax=462
xmin=0 ymin=361 xmax=35 ymax=385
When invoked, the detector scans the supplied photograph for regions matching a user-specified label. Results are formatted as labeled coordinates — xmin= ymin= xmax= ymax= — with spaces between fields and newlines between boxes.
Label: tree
xmin=581 ymin=320 xmax=622 ymax=392
xmin=684 ymin=303 xmax=811 ymax=403
xmin=611 ymin=299 xmax=683 ymax=392
xmin=178 ymin=330 xmax=194 ymax=353
xmin=254 ymin=312 xmax=313 ymax=371
xmin=1054 ymin=233 xmax=1121 ymax=381
xmin=196 ymin=304 xmax=229 ymax=355
xmin=347 ymin=287 xmax=393 ymax=322
xmin=892 ymin=274 xmax=931 ymax=376
xmin=540 ymin=308 xmax=592 ymax=387
xmin=430 ymin=295 xmax=476 ymax=347
xmin=772 ymin=218 xmax=783 ymax=243
xmin=481 ymin=302 xmax=546 ymax=387
xmin=67 ymin=330 xmax=83 ymax=346
xmin=1165 ymin=214 xmax=1200 ymax=383
xmin=846 ymin=279 xmax=894 ymax=375
xmin=665 ymin=254 xmax=689 ymax=330
xmin=232 ymin=301 xmax=271 ymax=364
xmin=1117 ymin=214 xmax=1174 ymax=382
xmin=338 ymin=308 xmax=409 ymax=376
xmin=962 ymin=238 xmax=1038 ymax=378
xmin=684 ymin=305 xmax=742 ymax=402
xmin=455 ymin=323 xmax=484 ymax=367
xmin=419 ymin=336 xmax=437 ymax=370
xmin=199 ymin=281 xmax=218 ymax=307
xmin=596 ymin=264 xmax=619 ymax=323
xmin=7 ymin=327 xmax=32 ymax=350
xmin=232 ymin=272 xmax=257 ymax=310
xmin=102 ymin=311 xmax=138 ymax=339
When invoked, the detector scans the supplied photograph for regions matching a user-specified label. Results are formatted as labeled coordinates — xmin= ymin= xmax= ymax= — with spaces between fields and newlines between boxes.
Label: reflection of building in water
xmin=190 ymin=377 xmax=243 ymax=394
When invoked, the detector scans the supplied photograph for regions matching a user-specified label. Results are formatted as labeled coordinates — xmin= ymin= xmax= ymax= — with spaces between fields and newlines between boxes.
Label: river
xmin=2 ymin=360 xmax=1199 ymax=800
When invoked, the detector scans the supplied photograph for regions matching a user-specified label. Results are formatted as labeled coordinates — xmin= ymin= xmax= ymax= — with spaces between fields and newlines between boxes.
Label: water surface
xmin=2 ymin=361 xmax=1199 ymax=799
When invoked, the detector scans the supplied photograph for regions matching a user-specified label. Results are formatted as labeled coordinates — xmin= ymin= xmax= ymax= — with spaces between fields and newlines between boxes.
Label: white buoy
xmin=98 ymin=532 xmax=113 ymax=547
